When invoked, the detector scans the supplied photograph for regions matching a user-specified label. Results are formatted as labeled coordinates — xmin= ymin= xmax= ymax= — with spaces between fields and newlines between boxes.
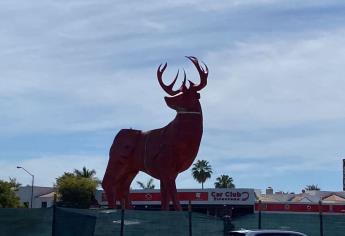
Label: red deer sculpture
xmin=102 ymin=56 xmax=208 ymax=210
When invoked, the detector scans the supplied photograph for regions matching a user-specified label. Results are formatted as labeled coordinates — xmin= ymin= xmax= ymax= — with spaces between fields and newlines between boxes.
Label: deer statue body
xmin=102 ymin=56 xmax=208 ymax=210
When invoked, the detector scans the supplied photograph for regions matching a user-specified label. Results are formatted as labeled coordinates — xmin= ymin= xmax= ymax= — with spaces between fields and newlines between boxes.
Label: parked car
xmin=227 ymin=229 xmax=307 ymax=236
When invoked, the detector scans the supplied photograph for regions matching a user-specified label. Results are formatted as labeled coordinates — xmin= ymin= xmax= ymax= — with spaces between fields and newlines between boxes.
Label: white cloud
xmin=1 ymin=0 xmax=345 ymax=193
xmin=204 ymin=28 xmax=345 ymax=130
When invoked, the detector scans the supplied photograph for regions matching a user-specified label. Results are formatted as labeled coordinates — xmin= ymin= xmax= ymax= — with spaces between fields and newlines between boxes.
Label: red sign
xmin=99 ymin=188 xmax=255 ymax=205
xmin=101 ymin=191 xmax=208 ymax=202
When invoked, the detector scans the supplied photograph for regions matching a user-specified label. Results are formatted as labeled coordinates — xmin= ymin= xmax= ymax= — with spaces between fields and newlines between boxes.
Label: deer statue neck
xmin=177 ymin=111 xmax=201 ymax=115
xmin=173 ymin=99 xmax=203 ymax=124
xmin=164 ymin=108 xmax=203 ymax=173
xmin=156 ymin=56 xmax=208 ymax=171
xmin=176 ymin=106 xmax=202 ymax=115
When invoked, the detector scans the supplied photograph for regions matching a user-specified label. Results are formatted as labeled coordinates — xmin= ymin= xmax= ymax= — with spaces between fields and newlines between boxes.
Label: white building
xmin=16 ymin=186 xmax=55 ymax=208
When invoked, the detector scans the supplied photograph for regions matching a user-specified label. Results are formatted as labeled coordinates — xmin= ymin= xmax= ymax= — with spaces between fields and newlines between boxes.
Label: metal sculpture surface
xmin=102 ymin=56 xmax=208 ymax=210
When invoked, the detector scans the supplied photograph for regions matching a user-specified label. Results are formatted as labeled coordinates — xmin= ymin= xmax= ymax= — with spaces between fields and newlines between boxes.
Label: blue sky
xmin=1 ymin=0 xmax=345 ymax=193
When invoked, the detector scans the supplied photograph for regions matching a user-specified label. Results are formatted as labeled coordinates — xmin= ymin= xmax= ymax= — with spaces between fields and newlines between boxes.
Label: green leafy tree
xmin=305 ymin=184 xmax=320 ymax=191
xmin=137 ymin=178 xmax=155 ymax=189
xmin=74 ymin=166 xmax=96 ymax=178
xmin=214 ymin=175 xmax=235 ymax=188
xmin=0 ymin=179 xmax=21 ymax=208
xmin=74 ymin=166 xmax=100 ymax=185
xmin=9 ymin=177 xmax=21 ymax=191
xmin=55 ymin=172 xmax=98 ymax=208
xmin=192 ymin=160 xmax=213 ymax=189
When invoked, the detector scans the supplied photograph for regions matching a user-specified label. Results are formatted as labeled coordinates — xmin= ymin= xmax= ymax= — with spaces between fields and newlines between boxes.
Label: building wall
xmin=95 ymin=188 xmax=256 ymax=206
xmin=16 ymin=186 xmax=54 ymax=208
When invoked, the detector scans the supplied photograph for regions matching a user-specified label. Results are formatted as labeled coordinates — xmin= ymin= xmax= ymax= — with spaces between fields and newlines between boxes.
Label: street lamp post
xmin=17 ymin=166 xmax=34 ymax=208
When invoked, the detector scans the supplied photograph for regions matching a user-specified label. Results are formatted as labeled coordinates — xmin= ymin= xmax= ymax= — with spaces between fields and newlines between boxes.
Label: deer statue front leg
xmin=160 ymin=177 xmax=182 ymax=211
xmin=168 ymin=179 xmax=182 ymax=211
xmin=160 ymin=181 xmax=169 ymax=210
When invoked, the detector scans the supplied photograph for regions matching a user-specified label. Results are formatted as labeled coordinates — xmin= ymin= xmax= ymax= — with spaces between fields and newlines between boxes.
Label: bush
xmin=0 ymin=179 xmax=21 ymax=208
xmin=56 ymin=173 xmax=98 ymax=208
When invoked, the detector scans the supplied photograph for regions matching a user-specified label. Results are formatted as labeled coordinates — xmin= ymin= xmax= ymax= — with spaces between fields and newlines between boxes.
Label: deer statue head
xmin=157 ymin=56 xmax=208 ymax=113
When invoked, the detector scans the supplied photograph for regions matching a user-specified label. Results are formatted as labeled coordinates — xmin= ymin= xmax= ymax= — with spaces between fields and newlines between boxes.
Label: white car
xmin=227 ymin=229 xmax=307 ymax=236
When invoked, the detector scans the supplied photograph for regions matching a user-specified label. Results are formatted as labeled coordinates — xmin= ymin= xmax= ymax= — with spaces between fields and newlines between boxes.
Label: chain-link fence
xmin=0 ymin=207 xmax=224 ymax=236
xmin=231 ymin=212 xmax=345 ymax=236
xmin=0 ymin=208 xmax=52 ymax=236
xmin=1 ymin=206 xmax=344 ymax=236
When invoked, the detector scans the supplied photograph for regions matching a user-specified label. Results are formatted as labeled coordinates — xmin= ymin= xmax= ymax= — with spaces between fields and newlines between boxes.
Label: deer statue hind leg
xmin=102 ymin=128 xmax=141 ymax=208
xmin=102 ymin=170 xmax=123 ymax=208
xmin=102 ymin=165 xmax=138 ymax=209
xmin=101 ymin=179 xmax=116 ymax=208
xmin=102 ymin=149 xmax=128 ymax=208
xmin=102 ymin=152 xmax=126 ymax=208
xmin=103 ymin=169 xmax=137 ymax=209
xmin=117 ymin=170 xmax=139 ymax=209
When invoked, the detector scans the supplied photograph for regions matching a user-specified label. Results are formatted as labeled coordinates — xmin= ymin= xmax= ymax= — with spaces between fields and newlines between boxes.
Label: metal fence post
xmin=120 ymin=200 xmax=125 ymax=236
xmin=188 ymin=200 xmax=192 ymax=236
xmin=319 ymin=200 xmax=324 ymax=236
xmin=52 ymin=193 xmax=57 ymax=236
xmin=258 ymin=200 xmax=262 ymax=230
xmin=223 ymin=215 xmax=233 ymax=236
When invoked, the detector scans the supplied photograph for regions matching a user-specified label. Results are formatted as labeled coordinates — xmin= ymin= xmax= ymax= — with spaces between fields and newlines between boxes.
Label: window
xmin=41 ymin=202 xmax=47 ymax=208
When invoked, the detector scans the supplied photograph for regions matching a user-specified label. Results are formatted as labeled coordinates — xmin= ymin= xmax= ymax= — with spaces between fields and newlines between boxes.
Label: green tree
xmin=214 ymin=175 xmax=235 ymax=188
xmin=55 ymin=172 xmax=98 ymax=208
xmin=9 ymin=177 xmax=21 ymax=191
xmin=191 ymin=160 xmax=213 ymax=189
xmin=0 ymin=179 xmax=21 ymax=208
xmin=74 ymin=166 xmax=100 ymax=185
xmin=305 ymin=184 xmax=320 ymax=191
xmin=137 ymin=178 xmax=155 ymax=189
xmin=74 ymin=166 xmax=96 ymax=178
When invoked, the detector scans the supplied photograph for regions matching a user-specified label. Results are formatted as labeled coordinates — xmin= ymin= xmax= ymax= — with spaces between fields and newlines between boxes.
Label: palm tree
xmin=214 ymin=175 xmax=235 ymax=188
xmin=74 ymin=166 xmax=96 ymax=178
xmin=136 ymin=178 xmax=155 ymax=189
xmin=74 ymin=166 xmax=100 ymax=185
xmin=305 ymin=184 xmax=320 ymax=191
xmin=191 ymin=160 xmax=213 ymax=189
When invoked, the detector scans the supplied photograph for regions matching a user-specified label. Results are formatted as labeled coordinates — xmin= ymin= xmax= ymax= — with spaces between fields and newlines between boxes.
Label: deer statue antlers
xmin=157 ymin=56 xmax=208 ymax=95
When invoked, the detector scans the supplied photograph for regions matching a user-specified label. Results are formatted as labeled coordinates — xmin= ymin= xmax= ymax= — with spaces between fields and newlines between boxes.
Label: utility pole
xmin=17 ymin=166 xmax=35 ymax=208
